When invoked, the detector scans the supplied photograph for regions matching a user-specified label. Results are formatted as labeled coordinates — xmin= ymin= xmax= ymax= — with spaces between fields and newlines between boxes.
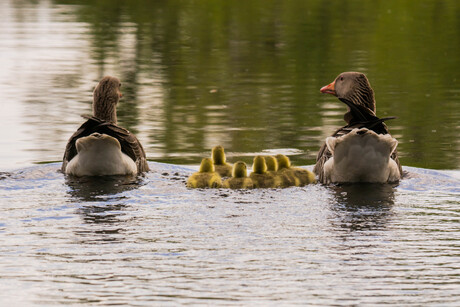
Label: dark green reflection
xmin=53 ymin=0 xmax=460 ymax=169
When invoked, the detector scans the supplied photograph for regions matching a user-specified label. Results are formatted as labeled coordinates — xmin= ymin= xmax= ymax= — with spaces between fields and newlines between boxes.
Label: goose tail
xmin=323 ymin=128 xmax=400 ymax=183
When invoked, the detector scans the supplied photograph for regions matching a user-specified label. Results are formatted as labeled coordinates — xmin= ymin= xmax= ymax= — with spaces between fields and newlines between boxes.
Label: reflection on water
xmin=329 ymin=183 xmax=396 ymax=232
xmin=65 ymin=175 xmax=146 ymax=244
xmin=0 ymin=0 xmax=460 ymax=170
xmin=332 ymin=183 xmax=396 ymax=208
xmin=74 ymin=202 xmax=129 ymax=244
xmin=65 ymin=175 xmax=144 ymax=202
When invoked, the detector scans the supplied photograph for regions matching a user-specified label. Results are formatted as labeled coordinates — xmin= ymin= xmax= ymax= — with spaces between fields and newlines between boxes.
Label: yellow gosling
xmin=264 ymin=155 xmax=278 ymax=172
xmin=276 ymin=154 xmax=316 ymax=186
xmin=223 ymin=161 xmax=254 ymax=189
xmin=290 ymin=167 xmax=316 ymax=185
xmin=211 ymin=145 xmax=232 ymax=177
xmin=275 ymin=154 xmax=301 ymax=187
xmin=186 ymin=158 xmax=222 ymax=188
xmin=250 ymin=156 xmax=282 ymax=188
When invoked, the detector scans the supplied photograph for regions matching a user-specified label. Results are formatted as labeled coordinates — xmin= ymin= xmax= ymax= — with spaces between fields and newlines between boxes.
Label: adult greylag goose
xmin=62 ymin=76 xmax=149 ymax=176
xmin=314 ymin=72 xmax=402 ymax=184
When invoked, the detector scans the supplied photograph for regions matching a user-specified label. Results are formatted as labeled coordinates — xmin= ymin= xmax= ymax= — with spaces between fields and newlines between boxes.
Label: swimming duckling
xmin=292 ymin=167 xmax=316 ymax=185
xmin=250 ymin=156 xmax=282 ymax=188
xmin=223 ymin=161 xmax=254 ymax=189
xmin=264 ymin=155 xmax=278 ymax=172
xmin=264 ymin=155 xmax=296 ymax=188
xmin=275 ymin=154 xmax=301 ymax=187
xmin=276 ymin=154 xmax=316 ymax=186
xmin=211 ymin=145 xmax=232 ymax=177
xmin=186 ymin=158 xmax=222 ymax=188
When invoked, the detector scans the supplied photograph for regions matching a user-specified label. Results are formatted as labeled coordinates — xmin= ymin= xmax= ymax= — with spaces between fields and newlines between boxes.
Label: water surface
xmin=0 ymin=1 xmax=460 ymax=305
xmin=0 ymin=163 xmax=459 ymax=305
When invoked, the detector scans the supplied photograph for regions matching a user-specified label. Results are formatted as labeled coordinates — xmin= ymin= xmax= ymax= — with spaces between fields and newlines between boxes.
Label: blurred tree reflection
xmin=52 ymin=0 xmax=460 ymax=168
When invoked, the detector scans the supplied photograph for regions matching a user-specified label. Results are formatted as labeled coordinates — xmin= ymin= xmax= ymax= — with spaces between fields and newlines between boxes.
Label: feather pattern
xmin=62 ymin=76 xmax=149 ymax=175
xmin=62 ymin=116 xmax=149 ymax=174
xmin=315 ymin=72 xmax=402 ymax=183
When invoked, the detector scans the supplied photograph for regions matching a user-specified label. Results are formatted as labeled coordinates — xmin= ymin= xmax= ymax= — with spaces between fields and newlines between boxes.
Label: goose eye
xmin=340 ymin=76 xmax=344 ymax=81
xmin=119 ymin=83 xmax=122 ymax=88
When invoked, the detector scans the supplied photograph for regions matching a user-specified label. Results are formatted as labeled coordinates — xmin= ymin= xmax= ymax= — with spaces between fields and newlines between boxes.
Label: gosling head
xmin=252 ymin=156 xmax=267 ymax=174
xmin=199 ymin=158 xmax=215 ymax=173
xmin=93 ymin=76 xmax=123 ymax=123
xmin=211 ymin=145 xmax=227 ymax=165
xmin=232 ymin=161 xmax=248 ymax=178
xmin=264 ymin=156 xmax=278 ymax=171
xmin=320 ymin=72 xmax=375 ymax=117
xmin=276 ymin=154 xmax=291 ymax=169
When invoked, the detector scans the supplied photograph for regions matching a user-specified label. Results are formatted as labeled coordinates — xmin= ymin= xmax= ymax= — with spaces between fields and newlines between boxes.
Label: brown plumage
xmin=62 ymin=76 xmax=149 ymax=174
xmin=314 ymin=72 xmax=402 ymax=183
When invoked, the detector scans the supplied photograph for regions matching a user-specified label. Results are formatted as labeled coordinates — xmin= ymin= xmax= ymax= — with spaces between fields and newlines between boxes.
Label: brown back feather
xmin=314 ymin=111 xmax=402 ymax=183
xmin=62 ymin=117 xmax=149 ymax=173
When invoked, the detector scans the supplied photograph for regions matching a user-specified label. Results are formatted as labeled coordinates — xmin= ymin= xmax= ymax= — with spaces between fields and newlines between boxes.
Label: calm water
xmin=0 ymin=163 xmax=459 ymax=305
xmin=1 ymin=0 xmax=460 ymax=305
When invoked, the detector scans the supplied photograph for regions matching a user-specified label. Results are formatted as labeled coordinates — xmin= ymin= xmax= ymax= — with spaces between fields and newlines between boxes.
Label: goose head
xmin=320 ymin=72 xmax=376 ymax=123
xmin=199 ymin=158 xmax=215 ymax=173
xmin=252 ymin=156 xmax=267 ymax=174
xmin=232 ymin=161 xmax=248 ymax=178
xmin=211 ymin=145 xmax=227 ymax=165
xmin=93 ymin=76 xmax=123 ymax=124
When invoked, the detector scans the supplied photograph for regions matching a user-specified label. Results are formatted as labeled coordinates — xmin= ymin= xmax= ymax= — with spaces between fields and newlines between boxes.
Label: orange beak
xmin=320 ymin=81 xmax=337 ymax=96
xmin=118 ymin=91 xmax=123 ymax=98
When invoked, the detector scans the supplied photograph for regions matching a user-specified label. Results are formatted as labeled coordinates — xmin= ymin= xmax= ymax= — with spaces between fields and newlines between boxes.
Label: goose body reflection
xmin=329 ymin=183 xmax=397 ymax=232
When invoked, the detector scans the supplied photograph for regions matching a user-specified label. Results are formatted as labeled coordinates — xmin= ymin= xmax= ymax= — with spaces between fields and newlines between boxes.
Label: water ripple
xmin=0 ymin=163 xmax=459 ymax=305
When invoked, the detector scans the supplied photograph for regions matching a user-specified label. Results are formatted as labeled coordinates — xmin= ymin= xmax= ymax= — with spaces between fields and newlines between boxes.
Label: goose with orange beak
xmin=314 ymin=72 xmax=402 ymax=184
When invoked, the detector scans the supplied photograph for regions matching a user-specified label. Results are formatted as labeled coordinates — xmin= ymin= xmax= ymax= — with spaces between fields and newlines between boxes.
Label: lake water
xmin=0 ymin=0 xmax=459 ymax=305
